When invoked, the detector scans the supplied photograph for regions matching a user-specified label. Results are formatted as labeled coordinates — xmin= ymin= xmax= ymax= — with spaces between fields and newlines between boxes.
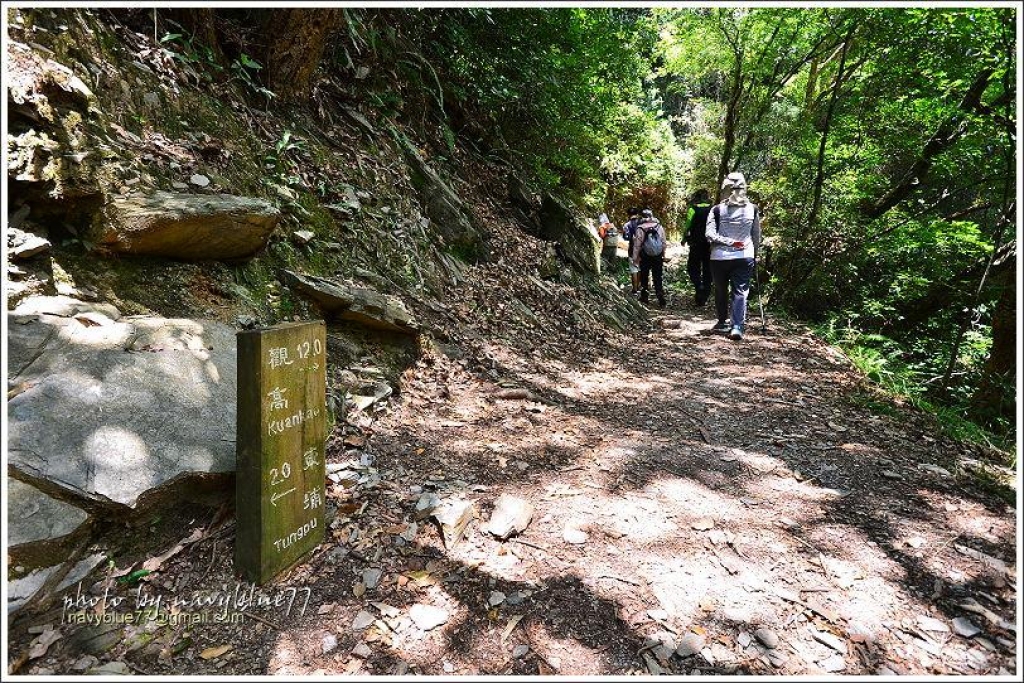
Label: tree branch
xmin=864 ymin=66 xmax=995 ymax=220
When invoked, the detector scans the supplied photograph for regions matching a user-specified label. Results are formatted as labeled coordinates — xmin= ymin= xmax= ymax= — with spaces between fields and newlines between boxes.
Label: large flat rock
xmin=279 ymin=270 xmax=418 ymax=334
xmin=7 ymin=305 xmax=238 ymax=510
xmin=90 ymin=191 xmax=279 ymax=260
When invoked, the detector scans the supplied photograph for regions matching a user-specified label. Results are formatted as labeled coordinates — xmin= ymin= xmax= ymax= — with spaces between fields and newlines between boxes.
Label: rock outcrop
xmin=279 ymin=270 xmax=419 ymax=334
xmin=8 ymin=226 xmax=52 ymax=261
xmin=538 ymin=192 xmax=601 ymax=275
xmin=7 ymin=40 xmax=103 ymax=205
xmin=90 ymin=191 xmax=280 ymax=260
xmin=7 ymin=297 xmax=237 ymax=512
xmin=398 ymin=136 xmax=488 ymax=261
xmin=508 ymin=174 xmax=542 ymax=238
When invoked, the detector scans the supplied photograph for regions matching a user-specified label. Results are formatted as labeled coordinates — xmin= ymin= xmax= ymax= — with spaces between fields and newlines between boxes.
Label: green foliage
xmin=816 ymin=320 xmax=1011 ymax=454
xmin=231 ymin=53 xmax=276 ymax=104
xmin=342 ymin=8 xmax=666 ymax=209
xmin=160 ymin=28 xmax=274 ymax=104
xmin=159 ymin=31 xmax=220 ymax=71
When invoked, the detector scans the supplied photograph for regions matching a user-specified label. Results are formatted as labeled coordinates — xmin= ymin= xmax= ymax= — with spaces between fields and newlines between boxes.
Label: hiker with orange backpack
xmin=597 ymin=213 xmax=620 ymax=271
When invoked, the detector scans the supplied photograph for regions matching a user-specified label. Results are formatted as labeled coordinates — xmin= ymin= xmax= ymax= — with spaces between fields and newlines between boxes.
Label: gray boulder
xmin=279 ymin=270 xmax=418 ymax=334
xmin=7 ymin=305 xmax=237 ymax=511
xmin=90 ymin=191 xmax=279 ymax=260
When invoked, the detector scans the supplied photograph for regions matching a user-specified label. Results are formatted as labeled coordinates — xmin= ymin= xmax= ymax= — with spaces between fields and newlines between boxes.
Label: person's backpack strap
xmin=713 ymin=204 xmax=721 ymax=228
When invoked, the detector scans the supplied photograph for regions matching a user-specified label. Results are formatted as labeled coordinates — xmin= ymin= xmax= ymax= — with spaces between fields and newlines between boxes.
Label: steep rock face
xmin=398 ymin=136 xmax=489 ymax=261
xmin=6 ymin=39 xmax=105 ymax=212
xmin=90 ymin=191 xmax=280 ymax=260
xmin=279 ymin=270 xmax=419 ymax=334
xmin=538 ymin=192 xmax=601 ymax=275
xmin=7 ymin=298 xmax=237 ymax=512
xmin=508 ymin=174 xmax=542 ymax=238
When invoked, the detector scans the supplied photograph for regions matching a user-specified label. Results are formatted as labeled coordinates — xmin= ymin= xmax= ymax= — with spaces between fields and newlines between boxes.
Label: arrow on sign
xmin=270 ymin=487 xmax=296 ymax=507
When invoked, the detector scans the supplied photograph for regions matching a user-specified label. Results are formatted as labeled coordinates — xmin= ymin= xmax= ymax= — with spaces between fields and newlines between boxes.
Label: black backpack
xmin=639 ymin=219 xmax=665 ymax=256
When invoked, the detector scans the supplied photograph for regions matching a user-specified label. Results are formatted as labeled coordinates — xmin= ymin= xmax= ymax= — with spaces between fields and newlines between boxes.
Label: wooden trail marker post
xmin=236 ymin=321 xmax=326 ymax=584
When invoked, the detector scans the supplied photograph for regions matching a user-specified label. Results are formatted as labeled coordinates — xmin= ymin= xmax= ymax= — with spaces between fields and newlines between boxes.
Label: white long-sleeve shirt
xmin=706 ymin=202 xmax=760 ymax=260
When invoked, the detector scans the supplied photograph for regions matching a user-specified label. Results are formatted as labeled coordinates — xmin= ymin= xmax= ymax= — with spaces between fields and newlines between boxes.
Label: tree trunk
xmin=969 ymin=264 xmax=1016 ymax=426
xmin=718 ymin=63 xmax=744 ymax=190
xmin=169 ymin=8 xmax=224 ymax=64
xmin=264 ymin=9 xmax=338 ymax=101
xmin=806 ymin=26 xmax=854 ymax=234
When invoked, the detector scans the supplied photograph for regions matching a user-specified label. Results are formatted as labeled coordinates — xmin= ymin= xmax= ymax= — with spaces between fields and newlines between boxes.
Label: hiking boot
xmin=658 ymin=298 xmax=667 ymax=309
xmin=711 ymin=321 xmax=730 ymax=334
xmin=729 ymin=326 xmax=744 ymax=341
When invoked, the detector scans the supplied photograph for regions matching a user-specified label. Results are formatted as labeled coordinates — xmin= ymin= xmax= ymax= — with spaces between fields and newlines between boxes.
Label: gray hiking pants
xmin=711 ymin=257 xmax=754 ymax=329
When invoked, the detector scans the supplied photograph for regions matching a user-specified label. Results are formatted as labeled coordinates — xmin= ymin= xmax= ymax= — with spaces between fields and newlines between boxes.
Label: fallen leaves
xmin=501 ymin=615 xmax=524 ymax=644
xmin=199 ymin=644 xmax=232 ymax=660
xmin=140 ymin=527 xmax=206 ymax=573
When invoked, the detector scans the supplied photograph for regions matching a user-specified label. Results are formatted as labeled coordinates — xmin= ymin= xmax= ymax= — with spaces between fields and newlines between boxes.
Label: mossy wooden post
xmin=236 ymin=321 xmax=326 ymax=584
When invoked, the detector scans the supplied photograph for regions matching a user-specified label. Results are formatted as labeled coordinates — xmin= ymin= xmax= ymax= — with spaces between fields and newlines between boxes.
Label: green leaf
xmin=239 ymin=53 xmax=262 ymax=70
xmin=117 ymin=569 xmax=152 ymax=585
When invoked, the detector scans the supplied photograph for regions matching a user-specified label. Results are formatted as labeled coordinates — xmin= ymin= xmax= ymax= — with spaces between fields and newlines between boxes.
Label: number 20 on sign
xmin=236 ymin=321 xmax=327 ymax=584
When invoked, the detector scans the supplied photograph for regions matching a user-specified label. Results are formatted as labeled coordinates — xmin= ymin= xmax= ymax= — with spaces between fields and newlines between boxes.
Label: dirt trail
xmin=10 ymin=295 xmax=1017 ymax=677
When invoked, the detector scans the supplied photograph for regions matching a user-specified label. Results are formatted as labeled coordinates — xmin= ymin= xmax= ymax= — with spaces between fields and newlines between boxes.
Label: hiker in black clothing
xmin=683 ymin=189 xmax=713 ymax=306
xmin=629 ymin=208 xmax=667 ymax=308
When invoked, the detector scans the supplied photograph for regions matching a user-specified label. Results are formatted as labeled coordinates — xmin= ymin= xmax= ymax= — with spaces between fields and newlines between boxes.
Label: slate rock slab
xmin=538 ymin=193 xmax=601 ymax=275
xmin=278 ymin=270 xmax=418 ymax=334
xmin=398 ymin=137 xmax=488 ymax=260
xmin=91 ymin=191 xmax=279 ymax=260
xmin=9 ymin=226 xmax=52 ymax=260
xmin=409 ymin=603 xmax=449 ymax=631
xmin=7 ymin=309 xmax=237 ymax=510
xmin=7 ymin=478 xmax=89 ymax=549
xmin=7 ymin=566 xmax=58 ymax=614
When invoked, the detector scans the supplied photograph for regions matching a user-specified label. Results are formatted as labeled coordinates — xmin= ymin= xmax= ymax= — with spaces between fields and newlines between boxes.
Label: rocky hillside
xmin=6 ymin=8 xmax=648 ymax=613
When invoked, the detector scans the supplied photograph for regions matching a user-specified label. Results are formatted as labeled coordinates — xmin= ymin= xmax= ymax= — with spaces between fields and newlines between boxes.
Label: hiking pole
xmin=753 ymin=259 xmax=767 ymax=333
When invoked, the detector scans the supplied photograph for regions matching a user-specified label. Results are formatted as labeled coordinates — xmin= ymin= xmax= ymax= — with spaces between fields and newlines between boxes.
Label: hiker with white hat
xmin=705 ymin=171 xmax=761 ymax=340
